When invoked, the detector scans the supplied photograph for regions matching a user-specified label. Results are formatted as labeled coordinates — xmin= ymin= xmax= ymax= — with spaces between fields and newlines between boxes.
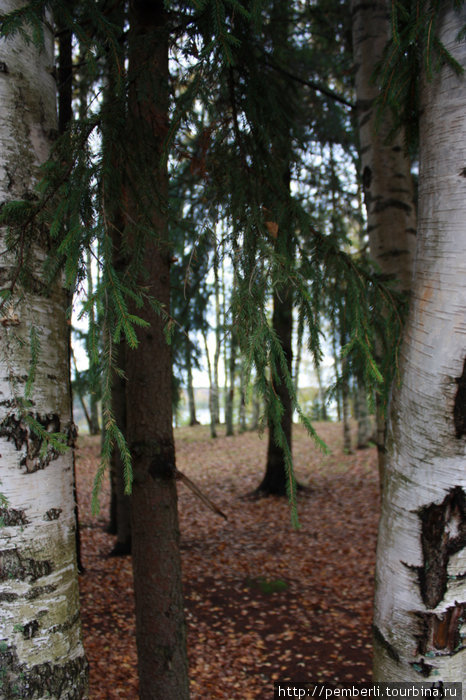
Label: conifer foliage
xmin=0 ymin=0 xmax=430 ymax=696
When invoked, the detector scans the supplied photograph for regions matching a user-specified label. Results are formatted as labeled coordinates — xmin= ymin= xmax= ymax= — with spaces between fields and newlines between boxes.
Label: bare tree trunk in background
xmin=185 ymin=332 xmax=199 ymax=426
xmin=239 ymin=360 xmax=247 ymax=433
xmin=356 ymin=380 xmax=372 ymax=448
xmin=203 ymin=329 xmax=217 ymax=438
xmin=225 ymin=327 xmax=237 ymax=436
xmin=213 ymin=242 xmax=221 ymax=424
xmin=341 ymin=355 xmax=353 ymax=454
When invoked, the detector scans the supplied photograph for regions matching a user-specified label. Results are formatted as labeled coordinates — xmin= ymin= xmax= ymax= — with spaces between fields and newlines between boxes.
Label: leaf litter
xmin=76 ymin=422 xmax=379 ymax=699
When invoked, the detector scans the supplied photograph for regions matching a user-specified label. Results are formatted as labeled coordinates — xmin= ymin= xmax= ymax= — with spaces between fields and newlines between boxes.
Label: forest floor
xmin=76 ymin=421 xmax=380 ymax=699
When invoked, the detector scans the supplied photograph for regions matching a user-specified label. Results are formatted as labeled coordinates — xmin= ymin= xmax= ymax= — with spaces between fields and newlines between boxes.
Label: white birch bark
xmin=351 ymin=0 xmax=417 ymax=292
xmin=352 ymin=0 xmax=417 ymax=478
xmin=373 ymin=5 xmax=466 ymax=689
xmin=0 ymin=3 xmax=87 ymax=696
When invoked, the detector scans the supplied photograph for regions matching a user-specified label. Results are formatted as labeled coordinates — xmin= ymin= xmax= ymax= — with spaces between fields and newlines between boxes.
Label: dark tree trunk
xmin=101 ymin=1 xmax=131 ymax=555
xmin=109 ymin=341 xmax=132 ymax=555
xmin=86 ymin=249 xmax=101 ymax=436
xmin=125 ymin=2 xmax=189 ymax=697
xmin=255 ymin=0 xmax=296 ymax=497
xmin=258 ymin=276 xmax=294 ymax=496
xmin=58 ymin=5 xmax=85 ymax=574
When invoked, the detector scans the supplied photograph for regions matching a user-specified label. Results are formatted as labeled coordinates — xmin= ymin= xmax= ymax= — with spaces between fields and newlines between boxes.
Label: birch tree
xmin=373 ymin=3 xmax=466 ymax=684
xmin=0 ymin=3 xmax=87 ymax=696
xmin=351 ymin=0 xmax=417 ymax=475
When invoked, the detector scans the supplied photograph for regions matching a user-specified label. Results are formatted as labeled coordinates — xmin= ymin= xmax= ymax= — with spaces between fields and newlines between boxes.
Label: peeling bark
xmin=454 ymin=359 xmax=466 ymax=439
xmin=373 ymin=4 xmax=466 ymax=686
xmin=0 ymin=646 xmax=88 ymax=699
xmin=0 ymin=3 xmax=87 ymax=695
xmin=0 ymin=549 xmax=52 ymax=582
xmin=0 ymin=412 xmax=62 ymax=472
xmin=418 ymin=487 xmax=466 ymax=610
xmin=417 ymin=602 xmax=465 ymax=656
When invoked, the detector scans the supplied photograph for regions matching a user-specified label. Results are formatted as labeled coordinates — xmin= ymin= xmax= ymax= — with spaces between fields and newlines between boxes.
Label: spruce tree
xmin=123 ymin=1 xmax=189 ymax=695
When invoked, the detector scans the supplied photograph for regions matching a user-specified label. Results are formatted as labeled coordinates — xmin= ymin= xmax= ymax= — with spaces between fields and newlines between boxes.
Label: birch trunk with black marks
xmin=125 ymin=2 xmax=189 ymax=697
xmin=351 ymin=0 xmax=416 ymax=477
xmin=0 ymin=4 xmax=87 ymax=696
xmin=373 ymin=5 xmax=466 ymax=686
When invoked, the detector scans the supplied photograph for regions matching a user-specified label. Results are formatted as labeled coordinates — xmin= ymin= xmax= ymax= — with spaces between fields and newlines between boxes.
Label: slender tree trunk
xmin=341 ymin=356 xmax=353 ymax=454
xmin=86 ymin=250 xmax=101 ymax=435
xmin=356 ymin=380 xmax=372 ymax=448
xmin=225 ymin=328 xmax=237 ymax=436
xmin=125 ymin=2 xmax=189 ymax=697
xmin=315 ymin=360 xmax=328 ymax=421
xmin=222 ymin=246 xmax=229 ymax=427
xmin=185 ymin=333 xmax=199 ymax=427
xmin=213 ymin=242 xmax=221 ymax=424
xmin=294 ymin=315 xmax=303 ymax=397
xmin=110 ymin=341 xmax=132 ymax=555
xmin=374 ymin=5 xmax=466 ymax=684
xmin=100 ymin=0 xmax=132 ymax=556
xmin=71 ymin=347 xmax=94 ymax=432
xmin=202 ymin=330 xmax=217 ymax=438
xmin=332 ymin=327 xmax=342 ymax=422
xmin=250 ymin=382 xmax=261 ymax=431
xmin=351 ymin=0 xmax=416 ymax=481
xmin=57 ymin=7 xmax=85 ymax=575
xmin=239 ymin=360 xmax=247 ymax=433
xmin=0 ymin=5 xmax=87 ymax=694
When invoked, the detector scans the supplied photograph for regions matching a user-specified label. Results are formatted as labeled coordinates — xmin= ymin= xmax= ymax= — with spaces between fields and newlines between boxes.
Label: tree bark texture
xmin=0 ymin=4 xmax=87 ymax=696
xmin=260 ymin=278 xmax=294 ymax=496
xmin=351 ymin=0 xmax=417 ymax=476
xmin=259 ymin=0 xmax=294 ymax=497
xmin=100 ymin=0 xmax=131 ymax=555
xmin=110 ymin=341 xmax=131 ymax=555
xmin=125 ymin=2 xmax=189 ymax=698
xmin=373 ymin=5 xmax=466 ymax=687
